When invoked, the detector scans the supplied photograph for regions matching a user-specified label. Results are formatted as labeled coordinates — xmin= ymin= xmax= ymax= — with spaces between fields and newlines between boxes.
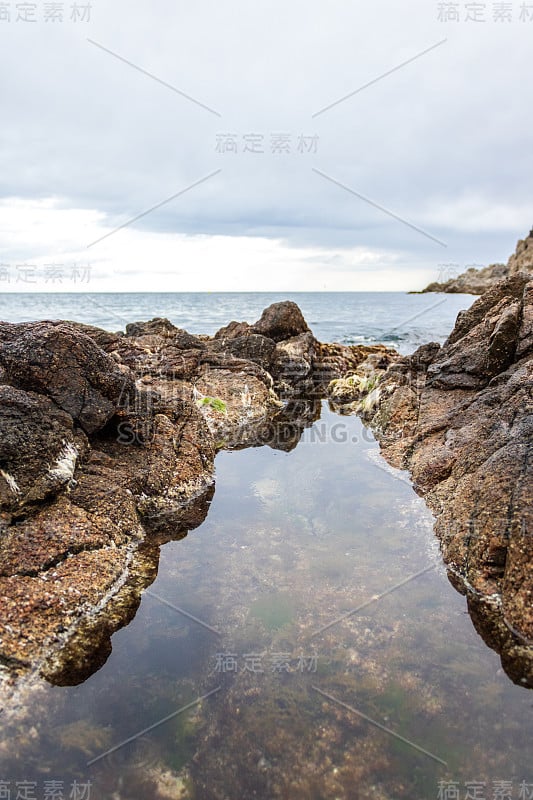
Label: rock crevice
xmin=330 ymin=274 xmax=533 ymax=685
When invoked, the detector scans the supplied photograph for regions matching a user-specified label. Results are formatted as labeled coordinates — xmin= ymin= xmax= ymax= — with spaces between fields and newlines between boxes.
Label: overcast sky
xmin=0 ymin=0 xmax=532 ymax=291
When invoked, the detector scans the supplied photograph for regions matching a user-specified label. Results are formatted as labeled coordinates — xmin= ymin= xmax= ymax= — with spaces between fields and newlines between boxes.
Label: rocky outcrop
xmin=419 ymin=229 xmax=533 ymax=294
xmin=330 ymin=274 xmax=533 ymax=685
xmin=2 ymin=289 xmax=531 ymax=693
xmin=0 ymin=305 xmax=389 ymax=689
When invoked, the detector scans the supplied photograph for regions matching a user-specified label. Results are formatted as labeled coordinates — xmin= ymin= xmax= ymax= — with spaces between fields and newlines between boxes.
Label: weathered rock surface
xmin=0 ymin=305 xmax=387 ymax=691
xmin=420 ymin=229 xmax=533 ymax=294
xmin=1 ymin=287 xmax=531 ymax=694
xmin=253 ymin=300 xmax=311 ymax=341
xmin=333 ymin=274 xmax=533 ymax=685
xmin=0 ymin=321 xmax=134 ymax=434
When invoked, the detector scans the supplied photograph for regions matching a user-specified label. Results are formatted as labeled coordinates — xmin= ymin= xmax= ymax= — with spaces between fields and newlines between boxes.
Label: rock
xmin=172 ymin=329 xmax=206 ymax=350
xmin=0 ymin=321 xmax=216 ymax=681
xmin=270 ymin=332 xmax=316 ymax=395
xmin=65 ymin=322 xmax=123 ymax=352
xmin=0 ymin=385 xmax=86 ymax=513
xmin=327 ymin=350 xmax=402 ymax=409
xmin=214 ymin=320 xmax=253 ymax=340
xmin=315 ymin=341 xmax=396 ymax=390
xmin=125 ymin=317 xmax=179 ymax=338
xmin=209 ymin=333 xmax=276 ymax=371
xmin=252 ymin=301 xmax=310 ymax=342
xmin=194 ymin=369 xmax=282 ymax=449
xmin=507 ymin=227 xmax=533 ymax=273
xmin=419 ymin=231 xmax=533 ymax=294
xmin=426 ymin=297 xmax=522 ymax=390
xmin=0 ymin=321 xmax=134 ymax=434
xmin=357 ymin=274 xmax=533 ymax=683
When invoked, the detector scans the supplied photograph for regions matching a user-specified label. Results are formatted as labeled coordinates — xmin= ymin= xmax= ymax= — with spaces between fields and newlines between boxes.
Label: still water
xmin=1 ymin=404 xmax=531 ymax=799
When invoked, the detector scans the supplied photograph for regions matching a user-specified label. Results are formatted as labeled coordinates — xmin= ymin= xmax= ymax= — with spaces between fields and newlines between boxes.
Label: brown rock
xmin=419 ymin=231 xmax=533 ymax=294
xmin=358 ymin=274 xmax=533 ymax=683
xmin=252 ymin=301 xmax=310 ymax=342
xmin=0 ymin=321 xmax=134 ymax=434
xmin=214 ymin=320 xmax=253 ymax=340
xmin=0 ymin=385 xmax=86 ymax=513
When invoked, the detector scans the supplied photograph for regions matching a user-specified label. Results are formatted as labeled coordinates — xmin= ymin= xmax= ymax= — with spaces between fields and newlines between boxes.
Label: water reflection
xmin=0 ymin=404 xmax=531 ymax=800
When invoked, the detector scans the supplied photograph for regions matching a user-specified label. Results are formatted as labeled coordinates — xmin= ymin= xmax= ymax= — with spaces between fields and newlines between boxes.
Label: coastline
xmin=0 ymin=279 xmax=532 ymax=708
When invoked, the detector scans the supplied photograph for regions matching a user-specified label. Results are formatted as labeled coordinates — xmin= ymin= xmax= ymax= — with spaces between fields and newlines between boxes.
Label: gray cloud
xmin=0 ymin=0 xmax=531 ymax=283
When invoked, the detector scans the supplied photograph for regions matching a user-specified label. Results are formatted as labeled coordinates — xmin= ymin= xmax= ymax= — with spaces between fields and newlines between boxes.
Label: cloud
xmin=0 ymin=0 xmax=531 ymax=290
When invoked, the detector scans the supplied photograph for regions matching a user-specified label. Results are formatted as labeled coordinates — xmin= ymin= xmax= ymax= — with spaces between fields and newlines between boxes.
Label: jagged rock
xmin=357 ymin=274 xmax=533 ymax=683
xmin=270 ymin=332 xmax=317 ymax=395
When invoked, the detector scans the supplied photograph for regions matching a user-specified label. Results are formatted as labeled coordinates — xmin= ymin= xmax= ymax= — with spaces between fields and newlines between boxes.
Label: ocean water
xmin=0 ymin=291 xmax=474 ymax=353
xmin=2 ymin=291 xmax=532 ymax=800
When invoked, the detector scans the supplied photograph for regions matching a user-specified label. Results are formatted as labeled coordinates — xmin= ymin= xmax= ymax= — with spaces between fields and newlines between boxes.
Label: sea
xmin=0 ymin=291 xmax=475 ymax=352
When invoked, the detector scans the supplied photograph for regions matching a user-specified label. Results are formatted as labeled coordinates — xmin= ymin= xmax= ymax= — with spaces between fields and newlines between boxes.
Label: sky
xmin=0 ymin=0 xmax=532 ymax=291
